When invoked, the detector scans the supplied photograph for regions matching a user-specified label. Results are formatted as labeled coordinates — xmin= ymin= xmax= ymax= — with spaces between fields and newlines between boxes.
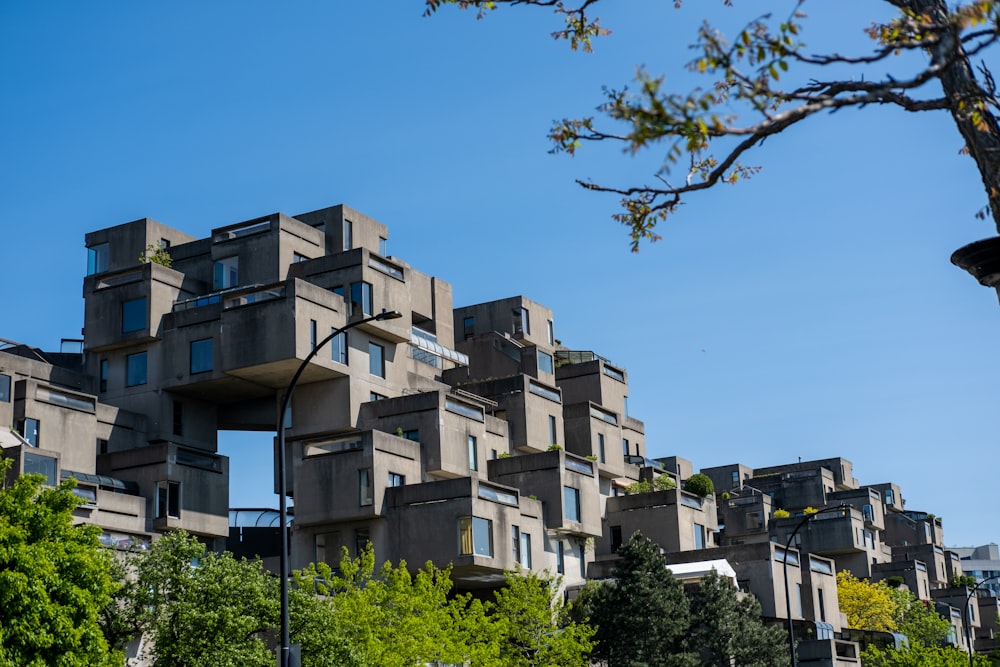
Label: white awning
xmin=668 ymin=559 xmax=738 ymax=585
xmin=409 ymin=333 xmax=469 ymax=365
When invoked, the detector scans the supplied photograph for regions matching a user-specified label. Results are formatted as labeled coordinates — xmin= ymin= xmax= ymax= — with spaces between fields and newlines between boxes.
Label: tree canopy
xmin=426 ymin=0 xmax=1000 ymax=250
xmin=0 ymin=459 xmax=121 ymax=667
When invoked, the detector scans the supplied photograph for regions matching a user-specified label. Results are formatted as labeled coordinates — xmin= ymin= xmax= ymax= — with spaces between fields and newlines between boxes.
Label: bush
xmin=682 ymin=473 xmax=714 ymax=497
xmin=773 ymin=509 xmax=791 ymax=519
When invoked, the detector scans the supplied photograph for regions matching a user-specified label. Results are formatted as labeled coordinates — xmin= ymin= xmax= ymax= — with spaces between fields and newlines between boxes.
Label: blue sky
xmin=1 ymin=1 xmax=995 ymax=547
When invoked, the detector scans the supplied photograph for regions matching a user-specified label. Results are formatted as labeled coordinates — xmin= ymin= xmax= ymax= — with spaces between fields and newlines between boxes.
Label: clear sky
xmin=1 ymin=1 xmax=995 ymax=548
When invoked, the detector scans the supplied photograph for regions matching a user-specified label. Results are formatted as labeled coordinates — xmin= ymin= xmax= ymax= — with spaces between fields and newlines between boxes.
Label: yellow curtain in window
xmin=459 ymin=517 xmax=473 ymax=555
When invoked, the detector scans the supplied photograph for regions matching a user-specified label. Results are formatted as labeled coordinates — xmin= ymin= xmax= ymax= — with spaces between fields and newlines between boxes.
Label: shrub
xmin=682 ymin=473 xmax=714 ymax=498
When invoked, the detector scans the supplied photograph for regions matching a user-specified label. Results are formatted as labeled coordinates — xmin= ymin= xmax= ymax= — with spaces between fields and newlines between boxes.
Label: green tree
xmin=889 ymin=587 xmax=952 ymax=648
xmin=117 ymin=530 xmax=279 ymax=667
xmin=861 ymin=643 xmax=990 ymax=666
xmin=579 ymin=532 xmax=697 ymax=666
xmin=837 ymin=571 xmax=899 ymax=632
xmin=0 ymin=458 xmax=121 ymax=666
xmin=491 ymin=568 xmax=595 ymax=667
xmin=686 ymin=569 xmax=789 ymax=667
xmin=426 ymin=1 xmax=1000 ymax=250
xmin=682 ymin=473 xmax=715 ymax=498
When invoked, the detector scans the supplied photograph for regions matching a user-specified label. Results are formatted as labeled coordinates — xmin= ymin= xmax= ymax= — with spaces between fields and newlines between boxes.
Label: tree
xmin=426 ymin=1 xmax=1000 ymax=251
xmin=0 ymin=458 xmax=121 ymax=666
xmin=686 ymin=569 xmax=789 ymax=667
xmin=114 ymin=530 xmax=279 ymax=667
xmin=682 ymin=473 xmax=715 ymax=498
xmin=491 ymin=568 xmax=595 ymax=667
xmin=578 ymin=532 xmax=698 ymax=666
xmin=889 ymin=587 xmax=952 ymax=648
xmin=837 ymin=570 xmax=899 ymax=632
xmin=861 ymin=642 xmax=991 ymax=666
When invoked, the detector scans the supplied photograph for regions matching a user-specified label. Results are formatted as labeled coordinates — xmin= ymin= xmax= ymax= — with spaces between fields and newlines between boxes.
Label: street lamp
xmin=781 ymin=504 xmax=848 ymax=667
xmin=964 ymin=573 xmax=1000 ymax=667
xmin=276 ymin=309 xmax=402 ymax=667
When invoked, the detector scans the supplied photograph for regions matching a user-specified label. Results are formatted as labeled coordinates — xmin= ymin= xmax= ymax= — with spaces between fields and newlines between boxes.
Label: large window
xmin=155 ymin=481 xmax=181 ymax=519
xmin=0 ymin=373 xmax=10 ymax=402
xmin=512 ymin=307 xmax=530 ymax=336
xmin=190 ymin=338 xmax=213 ymax=374
xmin=468 ymin=435 xmax=478 ymax=472
xmin=23 ymin=452 xmax=56 ymax=485
xmin=388 ymin=472 xmax=405 ymax=487
xmin=126 ymin=352 xmax=147 ymax=387
xmin=87 ymin=243 xmax=109 ymax=275
xmin=513 ymin=527 xmax=532 ymax=568
xmin=331 ymin=330 xmax=347 ymax=364
xmin=693 ymin=523 xmax=706 ymax=550
xmin=538 ymin=351 xmax=554 ymax=374
xmin=213 ymin=256 xmax=239 ymax=290
xmin=121 ymin=297 xmax=147 ymax=333
xmin=350 ymin=281 xmax=373 ymax=316
xmin=17 ymin=418 xmax=39 ymax=447
xmin=564 ymin=486 xmax=581 ymax=522
xmin=359 ymin=469 xmax=373 ymax=506
xmin=458 ymin=516 xmax=493 ymax=557
xmin=368 ymin=342 xmax=385 ymax=377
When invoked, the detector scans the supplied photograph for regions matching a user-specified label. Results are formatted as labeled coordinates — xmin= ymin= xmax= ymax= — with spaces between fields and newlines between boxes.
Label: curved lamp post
xmin=781 ymin=504 xmax=848 ymax=667
xmin=276 ymin=309 xmax=402 ymax=667
xmin=965 ymin=573 xmax=1000 ymax=667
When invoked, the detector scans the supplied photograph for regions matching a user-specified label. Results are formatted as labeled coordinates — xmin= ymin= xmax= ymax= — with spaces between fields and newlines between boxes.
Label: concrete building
xmin=4 ymin=204 xmax=990 ymax=666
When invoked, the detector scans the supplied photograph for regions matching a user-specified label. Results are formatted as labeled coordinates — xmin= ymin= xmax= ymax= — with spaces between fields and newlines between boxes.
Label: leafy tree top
xmin=683 ymin=472 xmax=715 ymax=497
xmin=426 ymin=0 xmax=1000 ymax=249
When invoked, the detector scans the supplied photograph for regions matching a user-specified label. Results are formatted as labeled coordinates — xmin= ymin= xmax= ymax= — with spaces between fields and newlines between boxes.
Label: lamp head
xmin=375 ymin=310 xmax=403 ymax=321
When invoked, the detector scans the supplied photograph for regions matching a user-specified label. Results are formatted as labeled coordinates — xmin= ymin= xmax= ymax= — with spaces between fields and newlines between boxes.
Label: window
xmin=795 ymin=584 xmax=803 ymax=617
xmin=190 ymin=338 xmax=213 ymax=374
xmin=310 ymin=319 xmax=317 ymax=349
xmin=579 ymin=543 xmax=586 ymax=578
xmin=491 ymin=449 xmax=498 ymax=460
xmin=512 ymin=525 xmax=521 ymax=563
xmin=155 ymin=481 xmax=181 ymax=519
xmin=512 ymin=307 xmax=530 ymax=336
xmin=611 ymin=525 xmax=623 ymax=552
xmin=557 ymin=540 xmax=565 ymax=574
xmin=0 ymin=373 xmax=10 ymax=402
xmin=99 ymin=360 xmax=108 ymax=392
xmin=368 ymin=342 xmax=385 ymax=377
xmin=370 ymin=392 xmax=386 ymax=401
xmin=731 ymin=471 xmax=739 ymax=487
xmin=597 ymin=434 xmax=606 ymax=463
xmin=213 ymin=256 xmax=239 ymax=289
xmin=564 ymin=486 xmax=581 ymax=522
xmin=388 ymin=472 xmax=405 ymax=487
xmin=23 ymin=452 xmax=55 ymax=485
xmin=331 ymin=330 xmax=347 ymax=364
xmin=350 ymin=281 xmax=373 ymax=316
xmin=344 ymin=220 xmax=353 ymax=250
xmin=520 ymin=531 xmax=532 ymax=568
xmin=622 ymin=438 xmax=630 ymax=456
xmin=402 ymin=429 xmax=419 ymax=442
xmin=885 ymin=488 xmax=895 ymax=506
xmin=547 ymin=319 xmax=554 ymax=345
xmin=121 ymin=297 xmax=147 ymax=333
xmin=862 ymin=504 xmax=874 ymax=523
xmin=126 ymin=352 xmax=147 ymax=387
xmin=359 ymin=469 xmax=373 ymax=506
xmin=463 ymin=316 xmax=474 ymax=340
xmin=172 ymin=400 xmax=183 ymax=436
xmin=817 ymin=588 xmax=827 ymax=622
xmin=548 ymin=415 xmax=558 ymax=445
xmin=468 ymin=435 xmax=478 ymax=471
xmin=293 ymin=252 xmax=309 ymax=263
xmin=87 ymin=243 xmax=109 ymax=275
xmin=693 ymin=523 xmax=706 ymax=549
xmin=355 ymin=527 xmax=370 ymax=556
xmin=538 ymin=351 xmax=554 ymax=374
xmin=458 ymin=516 xmax=493 ymax=557
xmin=379 ymin=237 xmax=387 ymax=256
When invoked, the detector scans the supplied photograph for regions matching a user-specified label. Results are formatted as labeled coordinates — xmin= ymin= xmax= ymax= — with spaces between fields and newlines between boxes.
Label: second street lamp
xmin=275 ymin=309 xmax=402 ymax=667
